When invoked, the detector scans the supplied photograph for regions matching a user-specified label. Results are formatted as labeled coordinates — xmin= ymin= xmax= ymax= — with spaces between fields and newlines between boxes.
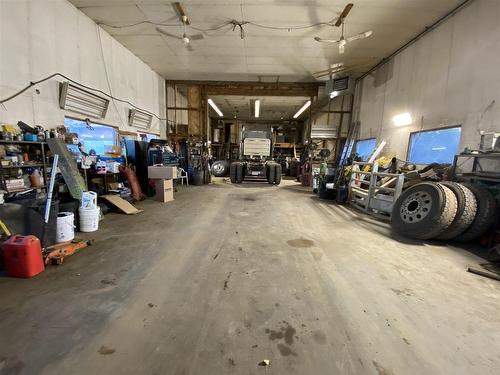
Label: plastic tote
xmin=56 ymin=212 xmax=75 ymax=243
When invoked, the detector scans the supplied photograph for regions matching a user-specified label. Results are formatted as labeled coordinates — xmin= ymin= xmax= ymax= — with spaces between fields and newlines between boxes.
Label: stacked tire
xmin=391 ymin=181 xmax=497 ymax=241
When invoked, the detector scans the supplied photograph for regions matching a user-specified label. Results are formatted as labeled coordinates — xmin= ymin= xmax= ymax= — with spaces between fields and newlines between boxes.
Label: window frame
xmin=64 ymin=116 xmax=119 ymax=156
xmin=354 ymin=137 xmax=377 ymax=161
xmin=406 ymin=125 xmax=462 ymax=165
xmin=139 ymin=132 xmax=161 ymax=143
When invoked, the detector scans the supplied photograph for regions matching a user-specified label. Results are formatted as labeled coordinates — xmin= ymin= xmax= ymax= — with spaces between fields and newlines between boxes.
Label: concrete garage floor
xmin=0 ymin=179 xmax=499 ymax=375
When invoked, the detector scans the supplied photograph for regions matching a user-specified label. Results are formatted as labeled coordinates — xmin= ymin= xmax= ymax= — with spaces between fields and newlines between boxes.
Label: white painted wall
xmin=0 ymin=0 xmax=166 ymax=137
xmin=355 ymin=0 xmax=500 ymax=160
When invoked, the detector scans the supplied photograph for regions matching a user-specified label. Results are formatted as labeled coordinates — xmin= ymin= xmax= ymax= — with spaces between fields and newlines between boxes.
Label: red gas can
xmin=2 ymin=235 xmax=45 ymax=278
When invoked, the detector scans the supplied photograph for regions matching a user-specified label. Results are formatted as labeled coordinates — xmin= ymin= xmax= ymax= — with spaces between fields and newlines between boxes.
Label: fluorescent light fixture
xmin=59 ymin=81 xmax=109 ymax=119
xmin=311 ymin=128 xmax=337 ymax=139
xmin=393 ymin=112 xmax=413 ymax=126
xmin=293 ymin=100 xmax=311 ymax=119
xmin=330 ymin=91 xmax=339 ymax=99
xmin=128 ymin=109 xmax=153 ymax=130
xmin=208 ymin=98 xmax=223 ymax=117
xmin=255 ymin=99 xmax=260 ymax=118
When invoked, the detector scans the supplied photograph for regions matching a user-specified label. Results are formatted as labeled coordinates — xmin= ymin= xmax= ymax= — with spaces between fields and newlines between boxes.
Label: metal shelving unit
xmin=0 ymin=140 xmax=49 ymax=193
xmin=451 ymin=153 xmax=500 ymax=183
xmin=0 ymin=140 xmax=48 ymax=145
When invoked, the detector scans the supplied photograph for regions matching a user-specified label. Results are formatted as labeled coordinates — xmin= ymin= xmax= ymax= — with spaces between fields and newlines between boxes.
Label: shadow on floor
xmin=280 ymin=185 xmax=313 ymax=195
xmin=312 ymin=195 xmax=493 ymax=262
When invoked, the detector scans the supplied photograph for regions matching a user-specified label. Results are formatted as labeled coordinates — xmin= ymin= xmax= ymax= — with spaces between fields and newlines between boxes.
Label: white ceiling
xmin=69 ymin=0 xmax=464 ymax=82
xmin=210 ymin=95 xmax=309 ymax=120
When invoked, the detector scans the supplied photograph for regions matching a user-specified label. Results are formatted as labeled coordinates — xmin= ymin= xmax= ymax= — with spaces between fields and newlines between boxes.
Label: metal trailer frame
xmin=348 ymin=161 xmax=405 ymax=220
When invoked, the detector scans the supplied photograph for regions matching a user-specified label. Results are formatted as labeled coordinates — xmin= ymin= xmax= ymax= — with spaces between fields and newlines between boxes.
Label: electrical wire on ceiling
xmin=230 ymin=20 xmax=246 ymax=39
xmin=98 ymin=18 xmax=338 ymax=37
xmin=181 ymin=22 xmax=234 ymax=33
xmin=96 ymin=0 xmax=345 ymax=43
xmin=100 ymin=20 xmax=180 ymax=29
xmin=0 ymin=73 xmax=172 ymax=124
xmin=245 ymin=20 xmax=336 ymax=31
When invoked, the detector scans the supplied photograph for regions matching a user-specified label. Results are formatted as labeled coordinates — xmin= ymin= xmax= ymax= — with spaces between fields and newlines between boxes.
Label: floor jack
xmin=43 ymin=239 xmax=94 ymax=265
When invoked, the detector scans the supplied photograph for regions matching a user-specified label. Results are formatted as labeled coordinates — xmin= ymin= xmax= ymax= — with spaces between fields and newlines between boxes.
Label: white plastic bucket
xmin=81 ymin=191 xmax=98 ymax=209
xmin=56 ymin=212 xmax=75 ymax=242
xmin=79 ymin=207 xmax=100 ymax=232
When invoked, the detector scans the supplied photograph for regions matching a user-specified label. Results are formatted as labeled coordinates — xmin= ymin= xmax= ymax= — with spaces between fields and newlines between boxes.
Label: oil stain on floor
xmin=287 ymin=238 xmax=315 ymax=248
xmin=265 ymin=321 xmax=298 ymax=357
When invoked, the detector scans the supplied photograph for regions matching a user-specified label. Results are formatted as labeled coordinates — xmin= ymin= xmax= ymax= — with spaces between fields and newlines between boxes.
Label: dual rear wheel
xmin=267 ymin=163 xmax=282 ymax=185
xmin=229 ymin=162 xmax=282 ymax=185
xmin=230 ymin=162 xmax=244 ymax=183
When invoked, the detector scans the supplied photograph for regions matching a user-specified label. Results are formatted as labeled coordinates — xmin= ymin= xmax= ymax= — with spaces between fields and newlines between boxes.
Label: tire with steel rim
xmin=436 ymin=182 xmax=477 ymax=240
xmin=391 ymin=182 xmax=458 ymax=240
xmin=211 ymin=160 xmax=229 ymax=177
xmin=454 ymin=182 xmax=497 ymax=242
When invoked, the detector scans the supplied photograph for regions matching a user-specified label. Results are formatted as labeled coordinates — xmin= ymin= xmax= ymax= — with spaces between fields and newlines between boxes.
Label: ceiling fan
xmin=172 ymin=2 xmax=190 ymax=25
xmin=314 ymin=3 xmax=373 ymax=55
xmin=156 ymin=27 xmax=204 ymax=51
xmin=156 ymin=2 xmax=203 ymax=50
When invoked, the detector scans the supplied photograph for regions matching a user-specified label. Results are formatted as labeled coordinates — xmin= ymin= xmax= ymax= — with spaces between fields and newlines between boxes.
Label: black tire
xmin=454 ymin=183 xmax=497 ymax=242
xmin=211 ymin=160 xmax=229 ymax=177
xmin=267 ymin=163 xmax=275 ymax=184
xmin=318 ymin=181 xmax=334 ymax=200
xmin=391 ymin=182 xmax=458 ymax=240
xmin=236 ymin=162 xmax=244 ymax=183
xmin=436 ymin=182 xmax=478 ymax=240
xmin=274 ymin=164 xmax=282 ymax=185
xmin=229 ymin=162 xmax=237 ymax=183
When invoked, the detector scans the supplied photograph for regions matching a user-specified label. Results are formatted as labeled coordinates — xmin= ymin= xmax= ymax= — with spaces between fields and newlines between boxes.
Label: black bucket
xmin=191 ymin=170 xmax=204 ymax=185
xmin=14 ymin=199 xmax=59 ymax=247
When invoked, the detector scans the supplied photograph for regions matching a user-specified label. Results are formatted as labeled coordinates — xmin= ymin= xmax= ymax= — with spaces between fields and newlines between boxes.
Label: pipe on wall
xmin=356 ymin=0 xmax=476 ymax=83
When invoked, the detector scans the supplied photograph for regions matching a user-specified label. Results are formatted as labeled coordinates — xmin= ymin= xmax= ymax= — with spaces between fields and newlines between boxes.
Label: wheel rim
xmin=400 ymin=191 xmax=433 ymax=223
xmin=213 ymin=164 xmax=225 ymax=173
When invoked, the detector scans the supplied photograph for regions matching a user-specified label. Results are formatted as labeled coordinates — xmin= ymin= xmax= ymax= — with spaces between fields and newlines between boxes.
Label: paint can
xmin=56 ymin=212 xmax=75 ymax=243
xmin=79 ymin=207 xmax=99 ymax=232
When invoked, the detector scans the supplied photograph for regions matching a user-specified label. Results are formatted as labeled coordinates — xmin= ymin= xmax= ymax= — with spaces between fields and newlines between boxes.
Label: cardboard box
xmin=148 ymin=166 xmax=177 ymax=180
xmin=155 ymin=179 xmax=174 ymax=203
xmin=106 ymin=160 xmax=121 ymax=173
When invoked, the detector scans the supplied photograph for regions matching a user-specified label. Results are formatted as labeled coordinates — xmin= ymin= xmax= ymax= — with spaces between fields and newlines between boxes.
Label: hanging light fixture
xmin=255 ymin=99 xmax=260 ymax=118
xmin=128 ymin=109 xmax=153 ymax=129
xmin=208 ymin=98 xmax=223 ymax=117
xmin=393 ymin=112 xmax=413 ymax=126
xmin=59 ymin=82 xmax=109 ymax=119
xmin=293 ymin=100 xmax=311 ymax=119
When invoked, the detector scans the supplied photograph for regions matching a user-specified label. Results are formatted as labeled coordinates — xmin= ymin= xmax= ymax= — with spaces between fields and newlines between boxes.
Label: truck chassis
xmin=229 ymin=161 xmax=282 ymax=184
